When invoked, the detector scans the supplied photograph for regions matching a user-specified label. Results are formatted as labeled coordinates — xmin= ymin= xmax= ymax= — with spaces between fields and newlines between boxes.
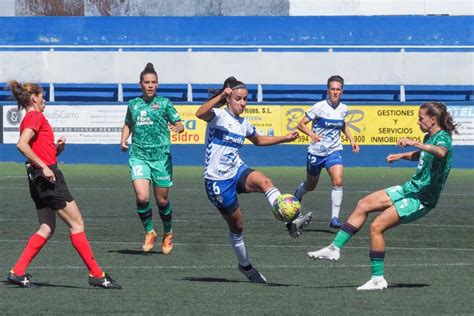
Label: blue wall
xmin=1 ymin=16 xmax=472 ymax=47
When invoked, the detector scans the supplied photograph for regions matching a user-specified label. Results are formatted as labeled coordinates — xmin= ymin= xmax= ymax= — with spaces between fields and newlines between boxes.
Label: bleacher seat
xmin=53 ymin=84 xmax=117 ymax=102
xmin=123 ymin=83 xmax=188 ymax=102
xmin=191 ymin=84 xmax=258 ymax=102
xmin=405 ymin=85 xmax=473 ymax=102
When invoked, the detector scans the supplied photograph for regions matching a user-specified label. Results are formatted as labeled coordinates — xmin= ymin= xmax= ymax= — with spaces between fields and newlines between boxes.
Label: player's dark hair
xmin=7 ymin=80 xmax=44 ymax=110
xmin=327 ymin=75 xmax=344 ymax=88
xmin=208 ymin=76 xmax=247 ymax=107
xmin=140 ymin=62 xmax=158 ymax=82
xmin=420 ymin=102 xmax=459 ymax=135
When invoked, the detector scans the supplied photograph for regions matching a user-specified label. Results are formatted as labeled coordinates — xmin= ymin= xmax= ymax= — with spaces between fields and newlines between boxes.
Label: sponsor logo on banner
xmin=2 ymin=104 xmax=469 ymax=145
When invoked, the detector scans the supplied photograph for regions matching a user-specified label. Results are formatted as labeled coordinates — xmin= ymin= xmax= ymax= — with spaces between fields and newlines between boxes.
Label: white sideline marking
xmin=1 ymin=186 xmax=473 ymax=196
xmin=0 ymin=239 xmax=473 ymax=251
xmin=7 ymin=262 xmax=474 ymax=271
xmin=0 ymin=218 xmax=473 ymax=228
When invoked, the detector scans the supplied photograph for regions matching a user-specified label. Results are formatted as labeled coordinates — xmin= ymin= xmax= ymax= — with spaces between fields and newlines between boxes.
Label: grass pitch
xmin=1 ymin=162 xmax=473 ymax=314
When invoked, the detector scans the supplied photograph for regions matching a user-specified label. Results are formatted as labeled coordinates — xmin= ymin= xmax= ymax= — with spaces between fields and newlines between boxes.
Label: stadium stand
xmin=0 ymin=16 xmax=472 ymax=103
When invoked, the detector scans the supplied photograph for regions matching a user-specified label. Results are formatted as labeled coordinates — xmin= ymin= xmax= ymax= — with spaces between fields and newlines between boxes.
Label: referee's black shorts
xmin=26 ymin=163 xmax=74 ymax=210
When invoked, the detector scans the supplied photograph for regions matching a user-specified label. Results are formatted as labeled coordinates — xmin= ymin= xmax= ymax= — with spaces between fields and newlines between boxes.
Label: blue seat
xmin=404 ymin=85 xmax=473 ymax=102
xmin=53 ymin=84 xmax=117 ymax=102
xmin=191 ymin=84 xmax=258 ymax=102
xmin=122 ymin=83 xmax=187 ymax=102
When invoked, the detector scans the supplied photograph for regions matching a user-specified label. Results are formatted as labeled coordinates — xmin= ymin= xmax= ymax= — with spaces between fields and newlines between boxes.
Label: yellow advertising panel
xmin=281 ymin=105 xmax=424 ymax=145
xmin=172 ymin=105 xmax=206 ymax=144
xmin=173 ymin=104 xmax=425 ymax=145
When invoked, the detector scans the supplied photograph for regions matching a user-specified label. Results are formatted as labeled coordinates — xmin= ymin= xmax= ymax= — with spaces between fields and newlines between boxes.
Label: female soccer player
xmin=195 ymin=77 xmax=313 ymax=284
xmin=7 ymin=80 xmax=121 ymax=289
xmin=120 ymin=63 xmax=184 ymax=254
xmin=307 ymin=101 xmax=458 ymax=290
xmin=293 ymin=75 xmax=359 ymax=228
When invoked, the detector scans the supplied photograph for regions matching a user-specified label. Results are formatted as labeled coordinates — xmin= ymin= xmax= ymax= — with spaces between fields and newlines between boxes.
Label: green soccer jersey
xmin=125 ymin=96 xmax=181 ymax=161
xmin=402 ymin=130 xmax=453 ymax=208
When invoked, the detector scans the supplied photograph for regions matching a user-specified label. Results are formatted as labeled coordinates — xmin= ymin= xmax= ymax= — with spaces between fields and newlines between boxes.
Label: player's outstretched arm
xmin=196 ymin=87 xmax=232 ymax=121
xmin=248 ymin=131 xmax=298 ymax=146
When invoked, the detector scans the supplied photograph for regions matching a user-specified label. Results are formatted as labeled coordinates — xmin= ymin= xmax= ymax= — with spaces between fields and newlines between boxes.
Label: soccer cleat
xmin=7 ymin=271 xmax=38 ymax=288
xmin=307 ymin=244 xmax=340 ymax=261
xmin=357 ymin=277 xmax=388 ymax=290
xmin=287 ymin=212 xmax=313 ymax=238
xmin=161 ymin=232 xmax=174 ymax=255
xmin=88 ymin=273 xmax=122 ymax=289
xmin=238 ymin=264 xmax=267 ymax=284
xmin=142 ymin=230 xmax=157 ymax=252
xmin=329 ymin=217 xmax=342 ymax=229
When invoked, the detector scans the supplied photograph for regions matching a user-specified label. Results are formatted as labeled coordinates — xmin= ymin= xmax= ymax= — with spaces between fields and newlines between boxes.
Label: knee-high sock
xmin=137 ymin=201 xmax=153 ymax=233
xmin=158 ymin=202 xmax=173 ymax=233
xmin=12 ymin=233 xmax=48 ymax=275
xmin=331 ymin=186 xmax=343 ymax=218
xmin=370 ymin=250 xmax=385 ymax=277
xmin=229 ymin=231 xmax=250 ymax=267
xmin=264 ymin=187 xmax=281 ymax=207
xmin=70 ymin=232 xmax=103 ymax=278
xmin=294 ymin=181 xmax=308 ymax=201
xmin=332 ymin=222 xmax=359 ymax=249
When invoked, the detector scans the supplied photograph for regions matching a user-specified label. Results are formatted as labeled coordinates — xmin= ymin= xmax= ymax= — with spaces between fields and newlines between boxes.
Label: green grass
xmin=1 ymin=163 xmax=473 ymax=314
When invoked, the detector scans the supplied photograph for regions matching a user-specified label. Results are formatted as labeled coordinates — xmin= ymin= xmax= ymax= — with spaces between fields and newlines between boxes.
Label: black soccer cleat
xmin=88 ymin=273 xmax=122 ymax=289
xmin=7 ymin=271 xmax=38 ymax=288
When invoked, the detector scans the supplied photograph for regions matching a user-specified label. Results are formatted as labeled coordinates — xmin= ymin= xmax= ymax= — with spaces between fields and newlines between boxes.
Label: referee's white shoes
xmin=357 ymin=276 xmax=388 ymax=290
xmin=307 ymin=244 xmax=340 ymax=261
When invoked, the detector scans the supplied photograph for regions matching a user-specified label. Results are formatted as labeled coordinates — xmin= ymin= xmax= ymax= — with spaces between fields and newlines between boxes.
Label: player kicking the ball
xmin=196 ymin=77 xmax=313 ymax=284
xmin=307 ymin=102 xmax=457 ymax=290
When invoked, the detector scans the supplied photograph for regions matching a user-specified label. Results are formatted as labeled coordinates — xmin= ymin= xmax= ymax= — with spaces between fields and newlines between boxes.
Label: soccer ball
xmin=272 ymin=194 xmax=301 ymax=222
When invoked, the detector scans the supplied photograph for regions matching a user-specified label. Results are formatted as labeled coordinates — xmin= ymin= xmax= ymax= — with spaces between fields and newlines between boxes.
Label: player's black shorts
xmin=26 ymin=163 xmax=74 ymax=210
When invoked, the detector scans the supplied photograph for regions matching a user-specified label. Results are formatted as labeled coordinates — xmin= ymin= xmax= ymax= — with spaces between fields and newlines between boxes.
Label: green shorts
xmin=385 ymin=185 xmax=432 ymax=224
xmin=128 ymin=157 xmax=173 ymax=188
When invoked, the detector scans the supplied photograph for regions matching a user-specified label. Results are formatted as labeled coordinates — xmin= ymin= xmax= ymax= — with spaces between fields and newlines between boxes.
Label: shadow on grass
xmin=389 ymin=283 xmax=429 ymax=288
xmin=3 ymin=280 xmax=84 ymax=289
xmin=182 ymin=276 xmax=291 ymax=287
xmin=304 ymin=283 xmax=429 ymax=290
xmin=108 ymin=249 xmax=162 ymax=255
xmin=304 ymin=228 xmax=337 ymax=235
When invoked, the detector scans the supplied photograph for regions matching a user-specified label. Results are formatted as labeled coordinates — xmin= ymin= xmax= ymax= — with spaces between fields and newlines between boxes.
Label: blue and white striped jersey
xmin=204 ymin=108 xmax=256 ymax=180
xmin=306 ymin=100 xmax=348 ymax=156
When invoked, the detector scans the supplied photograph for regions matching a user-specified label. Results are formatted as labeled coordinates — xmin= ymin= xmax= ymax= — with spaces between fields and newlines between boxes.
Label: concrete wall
xmin=1 ymin=0 xmax=472 ymax=16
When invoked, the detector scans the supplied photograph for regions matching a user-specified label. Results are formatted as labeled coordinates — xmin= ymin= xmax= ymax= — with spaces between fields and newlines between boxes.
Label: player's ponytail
xmin=140 ymin=62 xmax=158 ymax=82
xmin=420 ymin=102 xmax=459 ymax=136
xmin=208 ymin=76 xmax=248 ymax=107
xmin=7 ymin=80 xmax=43 ymax=110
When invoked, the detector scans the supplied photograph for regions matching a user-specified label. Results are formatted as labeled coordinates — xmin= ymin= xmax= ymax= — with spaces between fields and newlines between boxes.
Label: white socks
xmin=264 ymin=187 xmax=281 ymax=207
xmin=229 ymin=231 xmax=250 ymax=267
xmin=331 ymin=186 xmax=343 ymax=218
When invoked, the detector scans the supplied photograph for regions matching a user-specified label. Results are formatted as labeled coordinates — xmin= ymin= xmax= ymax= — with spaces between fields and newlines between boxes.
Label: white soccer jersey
xmin=306 ymin=100 xmax=348 ymax=156
xmin=204 ymin=108 xmax=256 ymax=180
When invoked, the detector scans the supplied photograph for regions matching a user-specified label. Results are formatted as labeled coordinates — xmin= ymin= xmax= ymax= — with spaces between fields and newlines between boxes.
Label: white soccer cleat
xmin=356 ymin=277 xmax=388 ymax=291
xmin=287 ymin=212 xmax=313 ymax=238
xmin=307 ymin=244 xmax=340 ymax=261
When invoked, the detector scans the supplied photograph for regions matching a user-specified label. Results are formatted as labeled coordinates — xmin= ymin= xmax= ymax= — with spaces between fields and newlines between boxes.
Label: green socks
xmin=159 ymin=202 xmax=173 ymax=233
xmin=137 ymin=201 xmax=153 ymax=233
